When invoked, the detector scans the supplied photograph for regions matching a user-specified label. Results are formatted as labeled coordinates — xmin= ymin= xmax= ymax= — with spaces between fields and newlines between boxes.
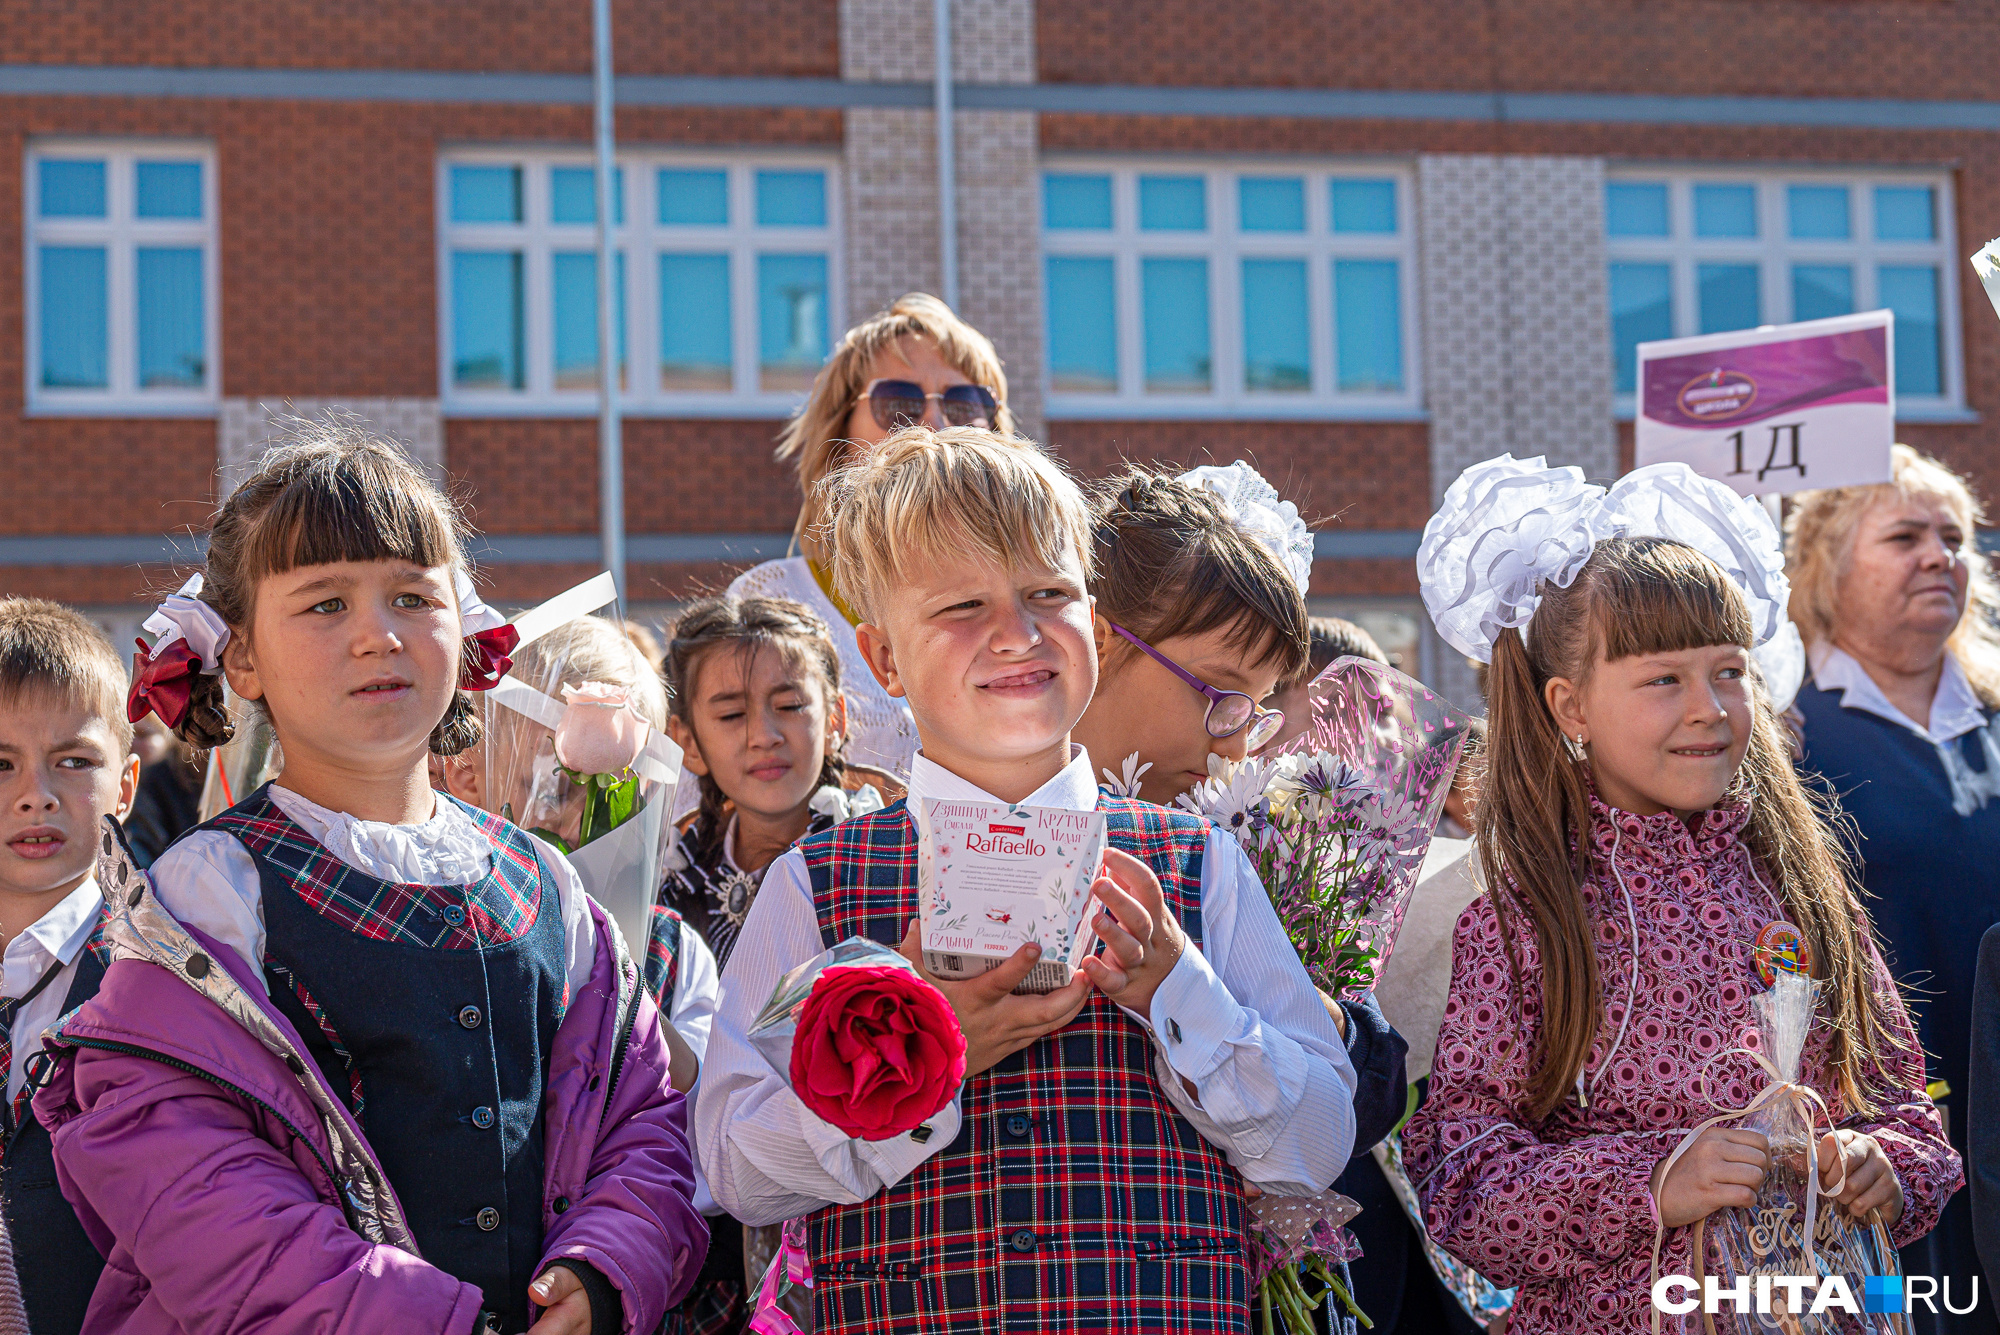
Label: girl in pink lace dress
xmin=1402 ymin=458 xmax=1961 ymax=1332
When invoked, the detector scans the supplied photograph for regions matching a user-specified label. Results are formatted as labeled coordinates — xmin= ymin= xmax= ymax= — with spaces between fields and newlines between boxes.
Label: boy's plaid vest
xmin=801 ymin=794 xmax=1251 ymax=1335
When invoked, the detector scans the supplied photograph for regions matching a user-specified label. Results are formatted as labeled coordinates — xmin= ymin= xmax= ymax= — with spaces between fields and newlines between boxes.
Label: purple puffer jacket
xmin=33 ymin=828 xmax=707 ymax=1335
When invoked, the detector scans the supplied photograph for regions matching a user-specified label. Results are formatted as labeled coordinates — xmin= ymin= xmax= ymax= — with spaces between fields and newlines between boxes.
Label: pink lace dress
xmin=1402 ymin=798 xmax=1961 ymax=1332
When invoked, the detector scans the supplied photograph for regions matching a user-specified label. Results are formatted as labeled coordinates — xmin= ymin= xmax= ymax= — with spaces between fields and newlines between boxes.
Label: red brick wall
xmin=0 ymin=0 xmax=840 ymax=77
xmin=1038 ymin=0 xmax=1999 ymax=102
xmin=1046 ymin=420 xmax=1431 ymax=530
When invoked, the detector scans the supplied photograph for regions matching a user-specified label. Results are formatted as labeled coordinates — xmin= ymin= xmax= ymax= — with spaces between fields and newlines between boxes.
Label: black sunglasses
xmin=856 ymin=379 xmax=998 ymax=431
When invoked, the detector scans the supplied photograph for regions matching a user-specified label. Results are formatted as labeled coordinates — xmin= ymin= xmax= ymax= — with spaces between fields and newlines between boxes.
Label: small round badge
xmin=1753 ymin=919 xmax=1811 ymax=986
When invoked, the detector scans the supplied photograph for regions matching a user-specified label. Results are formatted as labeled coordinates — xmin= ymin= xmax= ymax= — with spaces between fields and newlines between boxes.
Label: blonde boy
xmin=697 ymin=428 xmax=1355 ymax=1334
xmin=0 ymin=598 xmax=141 ymax=1332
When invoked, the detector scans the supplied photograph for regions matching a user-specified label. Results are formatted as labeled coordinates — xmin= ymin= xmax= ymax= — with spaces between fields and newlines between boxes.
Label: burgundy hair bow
xmin=128 ymin=638 xmax=203 ymax=729
xmin=461 ymin=624 xmax=520 ymax=692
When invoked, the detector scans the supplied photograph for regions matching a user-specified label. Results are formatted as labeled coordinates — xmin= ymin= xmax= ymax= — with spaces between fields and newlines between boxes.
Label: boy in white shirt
xmin=0 ymin=599 xmax=140 ymax=1333
xmin=696 ymin=426 xmax=1355 ymax=1333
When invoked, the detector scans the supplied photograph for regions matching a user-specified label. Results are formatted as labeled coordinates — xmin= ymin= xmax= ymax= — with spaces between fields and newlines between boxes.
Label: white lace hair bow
xmin=453 ymin=566 xmax=510 ymax=635
xmin=142 ymin=573 xmax=231 ymax=673
xmin=1176 ymin=461 xmax=1314 ymax=596
xmin=1418 ymin=454 xmax=1804 ymax=707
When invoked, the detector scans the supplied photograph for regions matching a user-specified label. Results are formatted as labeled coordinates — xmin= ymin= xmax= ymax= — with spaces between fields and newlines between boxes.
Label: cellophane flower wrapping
xmin=1179 ymin=656 xmax=1473 ymax=999
xmin=749 ymin=936 xmax=967 ymax=1141
xmin=1703 ymin=971 xmax=1907 ymax=1334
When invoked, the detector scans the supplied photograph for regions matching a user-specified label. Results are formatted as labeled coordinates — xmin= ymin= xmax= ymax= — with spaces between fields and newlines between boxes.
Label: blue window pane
xmin=552 ymin=252 xmax=628 ymax=390
xmin=1881 ymin=265 xmax=1943 ymax=396
xmin=1139 ymin=176 xmax=1206 ymax=231
xmin=1694 ymin=184 xmax=1757 ymax=238
xmin=451 ymin=166 xmax=522 ymax=224
xmin=758 ymin=253 xmax=828 ymax=390
xmin=1606 ymin=182 xmax=1669 ymax=238
xmin=660 ymin=253 xmax=733 ymax=391
xmin=451 ymin=251 xmax=523 ymax=389
xmin=1876 ymin=186 xmax=1936 ymax=241
xmin=1609 ymin=262 xmax=1672 ymax=394
xmin=1333 ymin=259 xmax=1402 ymax=393
xmin=39 ymin=160 xmax=105 ymax=218
xmin=37 ymin=246 xmax=107 ymax=388
xmin=1792 ymin=265 xmax=1853 ymax=322
xmin=136 ymin=161 xmax=202 ymax=219
xmin=1044 ymin=174 xmax=1112 ymax=230
xmin=755 ymin=171 xmax=826 ymax=227
xmin=551 ymin=167 xmax=625 ymax=225
xmin=1331 ymin=179 xmax=1397 ymax=234
xmin=1142 ymin=257 xmax=1210 ymax=391
xmin=1787 ymin=186 xmax=1850 ymax=240
xmin=1239 ymin=178 xmax=1304 ymax=232
xmin=1698 ymin=263 xmax=1762 ymax=334
xmin=1241 ymin=259 xmax=1309 ymax=393
xmin=136 ymin=247 xmax=204 ymax=388
xmin=659 ymin=169 xmax=728 ymax=226
xmin=1045 ymin=257 xmax=1117 ymax=393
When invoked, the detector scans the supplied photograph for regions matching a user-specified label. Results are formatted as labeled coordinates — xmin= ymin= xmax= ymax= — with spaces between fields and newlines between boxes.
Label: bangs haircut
xmin=0 ymin=598 xmax=133 ymax=753
xmin=232 ymin=437 xmax=465 ymax=591
xmin=1576 ymin=536 xmax=1755 ymax=678
xmin=820 ymin=426 xmax=1091 ymax=624
xmin=1091 ymin=468 xmax=1308 ymax=682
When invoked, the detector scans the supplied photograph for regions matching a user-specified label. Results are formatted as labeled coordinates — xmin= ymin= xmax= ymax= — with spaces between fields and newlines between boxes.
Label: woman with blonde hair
xmin=1787 ymin=442 xmax=2000 ymax=1332
xmin=728 ymin=293 xmax=1012 ymax=780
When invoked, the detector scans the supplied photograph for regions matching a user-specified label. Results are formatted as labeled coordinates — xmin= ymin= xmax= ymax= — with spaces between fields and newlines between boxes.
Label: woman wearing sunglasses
xmin=729 ymin=292 xmax=1011 ymax=780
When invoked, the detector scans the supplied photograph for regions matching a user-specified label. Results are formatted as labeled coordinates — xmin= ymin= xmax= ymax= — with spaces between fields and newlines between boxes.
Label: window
xmin=1041 ymin=161 xmax=1420 ymax=418
xmin=1605 ymin=170 xmax=1964 ymax=415
xmin=26 ymin=141 xmax=218 ymax=413
xmin=438 ymin=151 xmax=840 ymax=414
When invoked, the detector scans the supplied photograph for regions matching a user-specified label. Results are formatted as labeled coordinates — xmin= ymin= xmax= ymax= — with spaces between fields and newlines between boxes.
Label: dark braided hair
xmin=665 ymin=595 xmax=846 ymax=866
xmin=1088 ymin=467 xmax=1309 ymax=684
xmin=168 ymin=418 xmax=482 ymax=756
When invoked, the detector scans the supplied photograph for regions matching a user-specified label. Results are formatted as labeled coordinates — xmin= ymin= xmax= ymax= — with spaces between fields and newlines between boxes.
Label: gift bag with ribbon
xmin=1652 ymin=969 xmax=1906 ymax=1335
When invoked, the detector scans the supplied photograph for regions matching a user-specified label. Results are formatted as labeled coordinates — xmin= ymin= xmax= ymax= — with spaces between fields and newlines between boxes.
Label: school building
xmin=5 ymin=0 xmax=1997 ymax=702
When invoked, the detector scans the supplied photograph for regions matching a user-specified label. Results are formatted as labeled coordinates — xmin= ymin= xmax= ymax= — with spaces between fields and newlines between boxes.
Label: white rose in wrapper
xmin=1975 ymin=236 xmax=2000 ymax=325
xmin=554 ymin=681 xmax=647 ymax=775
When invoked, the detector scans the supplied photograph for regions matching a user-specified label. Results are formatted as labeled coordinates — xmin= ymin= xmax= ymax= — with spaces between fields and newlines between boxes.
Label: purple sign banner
xmin=1635 ymin=310 xmax=1895 ymax=498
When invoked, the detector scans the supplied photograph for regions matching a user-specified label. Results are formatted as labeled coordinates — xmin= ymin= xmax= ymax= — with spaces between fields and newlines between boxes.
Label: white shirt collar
xmin=905 ymin=745 xmax=1100 ymax=813
xmin=6 ymin=876 xmax=103 ymax=979
xmin=1808 ymin=642 xmax=1989 ymax=745
xmin=268 ymin=784 xmax=494 ymax=886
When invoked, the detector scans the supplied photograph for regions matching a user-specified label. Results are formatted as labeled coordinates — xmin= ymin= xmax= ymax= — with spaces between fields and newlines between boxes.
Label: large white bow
xmin=1418 ymin=455 xmax=1804 ymax=708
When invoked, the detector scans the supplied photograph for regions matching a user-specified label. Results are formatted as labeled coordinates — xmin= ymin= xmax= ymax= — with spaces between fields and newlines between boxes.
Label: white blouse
xmin=725 ymin=556 xmax=920 ymax=781
xmin=148 ymin=785 xmax=599 ymax=999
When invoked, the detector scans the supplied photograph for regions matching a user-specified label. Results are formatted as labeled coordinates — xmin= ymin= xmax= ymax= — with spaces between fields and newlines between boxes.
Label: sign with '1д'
xmin=1634 ymin=310 xmax=1895 ymax=498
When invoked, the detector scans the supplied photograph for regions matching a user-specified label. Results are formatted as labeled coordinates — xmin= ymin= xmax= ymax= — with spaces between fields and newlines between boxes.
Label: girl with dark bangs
xmin=1401 ymin=456 xmax=1959 ymax=1334
xmin=36 ymin=422 xmax=706 ymax=1335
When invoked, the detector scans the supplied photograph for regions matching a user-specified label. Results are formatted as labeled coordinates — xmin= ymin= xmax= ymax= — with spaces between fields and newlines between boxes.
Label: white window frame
xmin=24 ymin=139 xmax=220 ymax=416
xmin=437 ymin=146 xmax=843 ymax=418
xmin=1606 ymin=165 xmax=1968 ymax=421
xmin=1040 ymin=156 xmax=1422 ymax=421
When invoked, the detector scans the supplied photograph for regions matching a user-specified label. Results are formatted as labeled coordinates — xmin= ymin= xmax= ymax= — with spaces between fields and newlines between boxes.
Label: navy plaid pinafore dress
xmin=800 ymin=794 xmax=1251 ymax=1335
xmin=204 ymin=787 xmax=567 ymax=1334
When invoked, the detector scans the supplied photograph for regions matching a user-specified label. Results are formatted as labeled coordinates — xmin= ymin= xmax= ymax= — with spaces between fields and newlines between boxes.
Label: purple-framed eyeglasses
xmin=1108 ymin=623 xmax=1285 ymax=750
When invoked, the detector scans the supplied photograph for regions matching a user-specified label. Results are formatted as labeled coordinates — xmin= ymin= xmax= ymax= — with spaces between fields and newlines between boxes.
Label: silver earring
xmin=1575 ymin=734 xmax=1586 ymax=746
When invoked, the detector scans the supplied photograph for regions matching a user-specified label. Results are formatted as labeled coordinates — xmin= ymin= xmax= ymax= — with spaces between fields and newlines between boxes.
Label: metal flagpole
xmin=933 ymin=0 xmax=957 ymax=310
xmin=591 ymin=0 xmax=626 ymax=602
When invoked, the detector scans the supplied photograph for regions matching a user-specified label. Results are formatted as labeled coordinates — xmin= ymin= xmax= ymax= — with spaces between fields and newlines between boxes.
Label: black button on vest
xmin=231 ymin=790 xmax=566 ymax=1335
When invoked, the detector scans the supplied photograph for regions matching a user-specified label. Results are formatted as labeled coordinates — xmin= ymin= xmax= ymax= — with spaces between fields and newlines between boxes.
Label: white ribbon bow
xmin=142 ymin=574 xmax=231 ymax=673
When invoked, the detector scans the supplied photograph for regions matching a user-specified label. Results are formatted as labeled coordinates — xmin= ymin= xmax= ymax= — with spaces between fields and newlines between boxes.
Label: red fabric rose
xmin=789 ymin=964 xmax=967 ymax=1141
